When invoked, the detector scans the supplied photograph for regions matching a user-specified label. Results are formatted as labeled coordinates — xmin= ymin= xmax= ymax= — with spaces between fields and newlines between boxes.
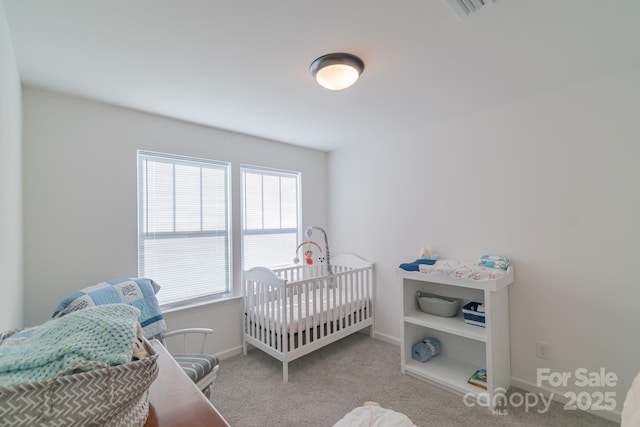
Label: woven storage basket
xmin=0 ymin=329 xmax=159 ymax=427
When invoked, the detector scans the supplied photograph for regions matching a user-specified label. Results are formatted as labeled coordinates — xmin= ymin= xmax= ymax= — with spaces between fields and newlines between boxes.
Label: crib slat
xmin=356 ymin=270 xmax=362 ymax=323
xmin=347 ymin=273 xmax=352 ymax=325
xmin=278 ymin=285 xmax=283 ymax=350
xmin=340 ymin=275 xmax=346 ymax=330
xmin=297 ymin=282 xmax=303 ymax=349
xmin=311 ymin=281 xmax=316 ymax=342
xmin=278 ymin=286 xmax=283 ymax=351
xmin=302 ymin=281 xmax=307 ymax=348
xmin=362 ymin=269 xmax=367 ymax=320
xmin=273 ymin=287 xmax=277 ymax=351
xmin=323 ymin=278 xmax=329 ymax=339
xmin=287 ymin=287 xmax=291 ymax=340
xmin=348 ymin=272 xmax=352 ymax=326
xmin=254 ymin=282 xmax=260 ymax=342
xmin=368 ymin=269 xmax=372 ymax=319
xmin=259 ymin=282 xmax=265 ymax=344
xmin=251 ymin=282 xmax=257 ymax=339
xmin=311 ymin=280 xmax=317 ymax=342
xmin=264 ymin=284 xmax=269 ymax=345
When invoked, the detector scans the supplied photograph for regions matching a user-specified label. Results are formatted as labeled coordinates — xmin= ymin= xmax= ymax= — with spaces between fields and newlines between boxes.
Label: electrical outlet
xmin=536 ymin=341 xmax=550 ymax=360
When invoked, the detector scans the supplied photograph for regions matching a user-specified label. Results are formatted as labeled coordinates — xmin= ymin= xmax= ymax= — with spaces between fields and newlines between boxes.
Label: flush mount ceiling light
xmin=310 ymin=53 xmax=365 ymax=90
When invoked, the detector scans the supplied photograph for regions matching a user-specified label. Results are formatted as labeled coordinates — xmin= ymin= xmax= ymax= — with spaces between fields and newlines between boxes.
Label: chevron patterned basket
xmin=0 ymin=330 xmax=159 ymax=427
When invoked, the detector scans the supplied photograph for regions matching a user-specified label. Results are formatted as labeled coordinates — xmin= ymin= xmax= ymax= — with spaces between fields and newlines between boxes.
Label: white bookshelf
xmin=398 ymin=264 xmax=514 ymax=407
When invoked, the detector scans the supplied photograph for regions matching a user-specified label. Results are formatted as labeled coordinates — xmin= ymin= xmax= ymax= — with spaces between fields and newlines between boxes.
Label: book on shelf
xmin=468 ymin=368 xmax=487 ymax=390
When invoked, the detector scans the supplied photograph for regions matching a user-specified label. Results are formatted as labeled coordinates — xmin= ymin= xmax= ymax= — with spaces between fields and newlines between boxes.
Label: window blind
xmin=241 ymin=166 xmax=301 ymax=271
xmin=138 ymin=151 xmax=231 ymax=306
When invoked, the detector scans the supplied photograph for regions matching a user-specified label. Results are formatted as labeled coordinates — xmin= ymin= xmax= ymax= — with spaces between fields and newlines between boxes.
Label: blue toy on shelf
xmin=411 ymin=337 xmax=441 ymax=362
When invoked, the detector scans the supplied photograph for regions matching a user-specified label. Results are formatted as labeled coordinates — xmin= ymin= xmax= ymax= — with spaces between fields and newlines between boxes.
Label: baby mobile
xmin=293 ymin=226 xmax=332 ymax=274
xmin=293 ymin=240 xmax=322 ymax=265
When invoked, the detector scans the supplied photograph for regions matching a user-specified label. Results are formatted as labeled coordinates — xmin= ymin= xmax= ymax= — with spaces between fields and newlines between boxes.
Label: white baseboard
xmin=216 ymin=345 xmax=243 ymax=361
xmin=510 ymin=376 xmax=621 ymax=424
xmin=372 ymin=330 xmax=401 ymax=347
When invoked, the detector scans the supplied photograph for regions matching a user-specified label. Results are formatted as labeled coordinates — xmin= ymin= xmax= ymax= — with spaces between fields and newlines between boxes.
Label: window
xmin=138 ymin=151 xmax=231 ymax=306
xmin=241 ymin=166 xmax=301 ymax=270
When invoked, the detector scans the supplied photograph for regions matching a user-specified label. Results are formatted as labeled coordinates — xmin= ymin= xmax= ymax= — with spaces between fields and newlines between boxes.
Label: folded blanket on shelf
xmin=478 ymin=255 xmax=511 ymax=270
xmin=52 ymin=278 xmax=166 ymax=338
xmin=399 ymin=258 xmax=436 ymax=271
xmin=411 ymin=337 xmax=441 ymax=363
xmin=0 ymin=304 xmax=140 ymax=386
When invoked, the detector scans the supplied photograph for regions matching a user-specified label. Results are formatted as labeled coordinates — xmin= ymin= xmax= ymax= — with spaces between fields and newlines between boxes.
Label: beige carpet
xmin=211 ymin=333 xmax=618 ymax=427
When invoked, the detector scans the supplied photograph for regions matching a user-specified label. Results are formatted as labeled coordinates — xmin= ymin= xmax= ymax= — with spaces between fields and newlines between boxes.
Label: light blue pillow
xmin=52 ymin=278 xmax=166 ymax=338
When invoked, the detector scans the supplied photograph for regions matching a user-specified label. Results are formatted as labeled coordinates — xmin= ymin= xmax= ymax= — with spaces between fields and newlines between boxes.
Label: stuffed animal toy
xmin=418 ymin=247 xmax=431 ymax=260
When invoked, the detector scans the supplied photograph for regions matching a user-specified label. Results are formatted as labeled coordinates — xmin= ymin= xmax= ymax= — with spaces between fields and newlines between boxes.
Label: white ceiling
xmin=4 ymin=0 xmax=640 ymax=151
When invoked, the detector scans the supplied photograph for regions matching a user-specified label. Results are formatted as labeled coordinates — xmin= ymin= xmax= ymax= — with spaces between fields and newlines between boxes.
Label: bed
xmin=242 ymin=253 xmax=374 ymax=382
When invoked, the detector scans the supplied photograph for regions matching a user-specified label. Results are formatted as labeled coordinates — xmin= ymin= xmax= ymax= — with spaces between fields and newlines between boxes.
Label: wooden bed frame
xmin=242 ymin=254 xmax=374 ymax=382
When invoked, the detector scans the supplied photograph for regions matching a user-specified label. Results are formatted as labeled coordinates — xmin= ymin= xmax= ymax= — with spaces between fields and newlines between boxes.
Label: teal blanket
xmin=0 ymin=304 xmax=140 ymax=386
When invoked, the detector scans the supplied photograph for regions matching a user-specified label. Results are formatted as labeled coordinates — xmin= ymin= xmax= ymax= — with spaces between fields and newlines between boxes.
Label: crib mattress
xmin=247 ymin=287 xmax=369 ymax=334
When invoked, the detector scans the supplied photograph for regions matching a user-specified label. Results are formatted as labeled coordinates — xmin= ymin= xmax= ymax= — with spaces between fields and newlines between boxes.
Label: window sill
xmin=160 ymin=294 xmax=242 ymax=315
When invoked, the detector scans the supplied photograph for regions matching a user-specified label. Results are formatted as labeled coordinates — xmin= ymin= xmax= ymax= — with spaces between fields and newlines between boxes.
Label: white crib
xmin=242 ymin=253 xmax=374 ymax=382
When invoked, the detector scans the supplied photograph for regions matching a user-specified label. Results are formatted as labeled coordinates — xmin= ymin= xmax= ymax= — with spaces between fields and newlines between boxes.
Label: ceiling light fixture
xmin=310 ymin=53 xmax=365 ymax=90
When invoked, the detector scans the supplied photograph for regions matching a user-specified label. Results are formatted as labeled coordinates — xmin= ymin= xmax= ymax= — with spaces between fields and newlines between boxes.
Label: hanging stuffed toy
xmin=293 ymin=241 xmax=322 ymax=265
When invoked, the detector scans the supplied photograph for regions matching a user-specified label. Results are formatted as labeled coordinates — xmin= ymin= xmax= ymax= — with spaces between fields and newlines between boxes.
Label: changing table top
xmin=396 ymin=259 xmax=514 ymax=292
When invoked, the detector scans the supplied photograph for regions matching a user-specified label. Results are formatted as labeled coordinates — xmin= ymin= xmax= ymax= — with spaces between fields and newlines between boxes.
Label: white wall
xmin=328 ymin=67 xmax=640 ymax=420
xmin=22 ymin=88 xmax=327 ymax=357
xmin=0 ymin=2 xmax=23 ymax=331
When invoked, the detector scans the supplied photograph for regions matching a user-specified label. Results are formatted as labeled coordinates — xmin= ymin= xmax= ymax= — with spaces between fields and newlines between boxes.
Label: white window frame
xmin=240 ymin=165 xmax=301 ymax=271
xmin=137 ymin=150 xmax=231 ymax=308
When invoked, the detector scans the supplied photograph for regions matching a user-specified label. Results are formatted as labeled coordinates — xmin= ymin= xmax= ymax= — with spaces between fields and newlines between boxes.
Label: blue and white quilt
xmin=52 ymin=278 xmax=166 ymax=338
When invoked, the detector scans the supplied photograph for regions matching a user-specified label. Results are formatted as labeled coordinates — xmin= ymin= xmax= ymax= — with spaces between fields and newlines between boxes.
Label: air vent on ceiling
xmin=446 ymin=0 xmax=495 ymax=18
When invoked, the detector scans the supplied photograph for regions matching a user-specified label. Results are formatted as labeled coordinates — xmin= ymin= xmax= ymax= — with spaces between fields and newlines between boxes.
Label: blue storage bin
xmin=462 ymin=301 xmax=485 ymax=327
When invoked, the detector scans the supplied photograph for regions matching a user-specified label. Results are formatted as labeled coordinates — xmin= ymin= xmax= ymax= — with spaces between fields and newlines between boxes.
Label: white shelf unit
xmin=398 ymin=265 xmax=514 ymax=406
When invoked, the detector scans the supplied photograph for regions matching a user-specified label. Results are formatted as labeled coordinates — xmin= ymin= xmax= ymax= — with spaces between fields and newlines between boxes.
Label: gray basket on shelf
xmin=416 ymin=291 xmax=462 ymax=317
